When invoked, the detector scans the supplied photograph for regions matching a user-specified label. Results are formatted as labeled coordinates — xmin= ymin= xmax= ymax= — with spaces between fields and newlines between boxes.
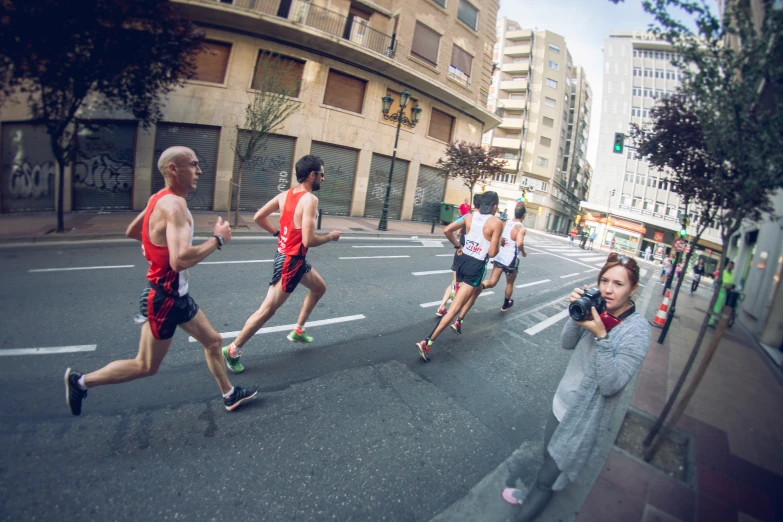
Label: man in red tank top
xmin=64 ymin=146 xmax=257 ymax=416
xmin=222 ymin=155 xmax=340 ymax=373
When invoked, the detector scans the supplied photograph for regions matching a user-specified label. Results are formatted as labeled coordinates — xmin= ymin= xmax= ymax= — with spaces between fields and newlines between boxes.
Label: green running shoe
xmin=287 ymin=329 xmax=313 ymax=343
xmin=222 ymin=346 xmax=244 ymax=373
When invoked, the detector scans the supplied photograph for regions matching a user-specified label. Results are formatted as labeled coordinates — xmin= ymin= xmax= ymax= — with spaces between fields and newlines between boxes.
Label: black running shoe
xmin=224 ymin=385 xmax=258 ymax=411
xmin=64 ymin=368 xmax=87 ymax=416
xmin=501 ymin=299 xmax=514 ymax=312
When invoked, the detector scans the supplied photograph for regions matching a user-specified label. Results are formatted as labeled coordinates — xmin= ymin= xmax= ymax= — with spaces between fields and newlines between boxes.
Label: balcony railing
xmin=203 ymin=0 xmax=396 ymax=58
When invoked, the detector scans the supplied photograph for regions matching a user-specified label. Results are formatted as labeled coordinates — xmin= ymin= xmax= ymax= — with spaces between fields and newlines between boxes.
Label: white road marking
xmin=560 ymin=273 xmax=580 ymax=278
xmin=595 ymin=263 xmax=605 ymax=267
xmin=419 ymin=291 xmax=495 ymax=308
xmin=525 ymin=246 xmax=607 ymax=271
xmin=0 ymin=345 xmax=97 ymax=356
xmin=339 ymin=255 xmax=410 ymax=260
xmin=525 ymin=309 xmax=570 ymax=335
xmin=526 ymin=252 xmax=547 ymax=255
xmin=516 ymin=279 xmax=551 ymax=288
xmin=29 ymin=265 xmax=134 ymax=273
xmin=352 ymin=245 xmax=443 ymax=249
xmin=200 ymin=259 xmax=273 ymax=265
xmin=412 ymin=270 xmax=452 ymax=276
xmin=576 ymin=256 xmax=608 ymax=262
xmin=190 ymin=314 xmax=365 ymax=342
xmin=561 ymin=252 xmax=597 ymax=257
xmin=435 ymin=254 xmax=455 ymax=257
xmin=584 ymin=268 xmax=598 ymax=272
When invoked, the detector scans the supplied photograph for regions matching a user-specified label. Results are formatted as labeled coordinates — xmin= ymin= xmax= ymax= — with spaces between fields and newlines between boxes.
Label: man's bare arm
xmin=125 ymin=210 xmax=146 ymax=241
xmin=302 ymin=195 xmax=339 ymax=248
xmin=166 ymin=199 xmax=229 ymax=271
xmin=254 ymin=194 xmax=283 ymax=235
xmin=443 ymin=215 xmax=469 ymax=248
xmin=516 ymin=226 xmax=527 ymax=257
xmin=487 ymin=219 xmax=503 ymax=259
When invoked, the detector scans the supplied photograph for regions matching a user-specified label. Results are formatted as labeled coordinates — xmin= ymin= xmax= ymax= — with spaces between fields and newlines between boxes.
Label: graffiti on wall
xmin=73 ymin=152 xmax=133 ymax=193
xmin=7 ymin=161 xmax=55 ymax=200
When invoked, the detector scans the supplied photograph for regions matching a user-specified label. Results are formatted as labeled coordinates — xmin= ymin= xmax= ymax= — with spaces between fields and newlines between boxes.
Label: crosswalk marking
xmin=516 ymin=279 xmax=550 ymax=288
xmin=201 ymin=260 xmax=273 ymax=265
xmin=412 ymin=269 xmax=452 ymax=276
xmin=29 ymin=265 xmax=133 ymax=273
xmin=419 ymin=291 xmax=495 ymax=308
xmin=0 ymin=345 xmax=97 ymax=356
xmin=339 ymin=256 xmax=410 ymax=260
xmin=191 ymin=315 xmax=365 ymax=342
xmin=560 ymin=273 xmax=580 ymax=278
xmin=525 ymin=310 xmax=569 ymax=335
xmin=577 ymin=256 xmax=607 ymax=262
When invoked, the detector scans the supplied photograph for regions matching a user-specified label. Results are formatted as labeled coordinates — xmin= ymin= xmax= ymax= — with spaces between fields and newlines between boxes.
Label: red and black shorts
xmin=270 ymin=251 xmax=312 ymax=293
xmin=139 ymin=285 xmax=199 ymax=340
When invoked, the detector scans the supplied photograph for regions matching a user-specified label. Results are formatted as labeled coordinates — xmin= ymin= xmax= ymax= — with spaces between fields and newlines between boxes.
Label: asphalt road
xmin=0 ymin=235 xmax=652 ymax=521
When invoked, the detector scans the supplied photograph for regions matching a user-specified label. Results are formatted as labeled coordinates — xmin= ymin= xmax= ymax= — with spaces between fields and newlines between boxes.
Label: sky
xmin=497 ymin=0 xmax=659 ymax=168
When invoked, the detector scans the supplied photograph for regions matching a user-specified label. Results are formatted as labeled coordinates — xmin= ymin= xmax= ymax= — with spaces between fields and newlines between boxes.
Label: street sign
xmin=673 ymin=238 xmax=687 ymax=252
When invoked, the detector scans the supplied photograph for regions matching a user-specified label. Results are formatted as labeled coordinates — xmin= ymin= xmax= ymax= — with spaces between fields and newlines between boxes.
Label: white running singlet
xmin=463 ymin=212 xmax=492 ymax=262
xmin=492 ymin=220 xmax=523 ymax=267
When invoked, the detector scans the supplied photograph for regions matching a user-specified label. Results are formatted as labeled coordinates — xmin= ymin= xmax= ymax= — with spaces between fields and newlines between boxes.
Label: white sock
xmin=222 ymin=386 xmax=234 ymax=399
xmin=77 ymin=376 xmax=88 ymax=390
xmin=229 ymin=342 xmax=242 ymax=358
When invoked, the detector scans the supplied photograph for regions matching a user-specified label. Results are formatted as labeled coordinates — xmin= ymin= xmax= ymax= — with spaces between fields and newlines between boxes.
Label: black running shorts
xmin=493 ymin=257 xmax=519 ymax=276
xmin=270 ymin=251 xmax=312 ymax=293
xmin=140 ymin=285 xmax=199 ymax=341
xmin=454 ymin=254 xmax=487 ymax=287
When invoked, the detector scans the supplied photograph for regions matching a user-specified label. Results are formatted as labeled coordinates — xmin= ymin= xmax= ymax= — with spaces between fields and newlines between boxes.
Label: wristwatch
xmin=595 ymin=333 xmax=609 ymax=343
xmin=214 ymin=235 xmax=224 ymax=250
xmin=273 ymin=230 xmax=280 ymax=237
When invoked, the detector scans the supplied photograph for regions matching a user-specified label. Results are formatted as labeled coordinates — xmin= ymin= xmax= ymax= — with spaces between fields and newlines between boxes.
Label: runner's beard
xmin=313 ymin=180 xmax=321 ymax=191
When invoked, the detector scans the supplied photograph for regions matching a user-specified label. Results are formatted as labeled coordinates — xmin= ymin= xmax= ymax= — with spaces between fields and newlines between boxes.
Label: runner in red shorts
xmin=222 ymin=155 xmax=340 ymax=373
xmin=64 ymin=146 xmax=257 ymax=416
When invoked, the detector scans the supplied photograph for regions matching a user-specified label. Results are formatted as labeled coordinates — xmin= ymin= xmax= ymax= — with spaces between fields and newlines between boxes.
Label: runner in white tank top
xmin=416 ymin=191 xmax=504 ymax=362
xmin=483 ymin=203 xmax=528 ymax=311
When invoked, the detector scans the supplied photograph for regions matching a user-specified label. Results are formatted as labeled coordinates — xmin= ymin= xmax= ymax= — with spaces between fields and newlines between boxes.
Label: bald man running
xmin=64 ymin=146 xmax=257 ymax=416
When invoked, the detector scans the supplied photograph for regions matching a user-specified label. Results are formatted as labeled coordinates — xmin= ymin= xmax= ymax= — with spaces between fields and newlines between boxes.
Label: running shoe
xmin=502 ymin=487 xmax=528 ymax=505
xmin=450 ymin=319 xmax=462 ymax=336
xmin=64 ymin=368 xmax=87 ymax=416
xmin=221 ymin=346 xmax=245 ymax=373
xmin=501 ymin=299 xmax=514 ymax=312
xmin=287 ymin=329 xmax=313 ymax=343
xmin=436 ymin=307 xmax=447 ymax=317
xmin=224 ymin=385 xmax=258 ymax=411
xmin=416 ymin=340 xmax=431 ymax=362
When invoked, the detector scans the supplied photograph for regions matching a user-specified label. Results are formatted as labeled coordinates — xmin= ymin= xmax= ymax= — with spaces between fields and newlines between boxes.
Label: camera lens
xmin=568 ymin=298 xmax=592 ymax=321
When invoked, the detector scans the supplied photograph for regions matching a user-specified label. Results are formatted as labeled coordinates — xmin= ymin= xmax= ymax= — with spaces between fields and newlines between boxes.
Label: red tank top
xmin=277 ymin=188 xmax=309 ymax=257
xmin=141 ymin=189 xmax=191 ymax=296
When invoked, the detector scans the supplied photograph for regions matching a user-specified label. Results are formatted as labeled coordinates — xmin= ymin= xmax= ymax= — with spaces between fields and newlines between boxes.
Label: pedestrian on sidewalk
xmin=660 ymin=254 xmax=672 ymax=285
xmin=644 ymin=245 xmax=652 ymax=261
xmin=708 ymin=261 xmax=735 ymax=327
xmin=459 ymin=198 xmax=470 ymax=216
xmin=579 ymin=229 xmax=588 ymax=249
xmin=501 ymin=253 xmax=650 ymax=520
xmin=569 ymin=227 xmax=577 ymax=246
xmin=690 ymin=258 xmax=705 ymax=294
xmin=588 ymin=230 xmax=596 ymax=250
xmin=610 ymin=237 xmax=616 ymax=252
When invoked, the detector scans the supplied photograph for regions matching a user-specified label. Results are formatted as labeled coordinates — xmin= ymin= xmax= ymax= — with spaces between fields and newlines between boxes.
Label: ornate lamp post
xmin=378 ymin=90 xmax=422 ymax=231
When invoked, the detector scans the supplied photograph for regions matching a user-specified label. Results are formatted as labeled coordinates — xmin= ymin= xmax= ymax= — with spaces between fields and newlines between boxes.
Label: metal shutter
xmin=411 ymin=164 xmax=445 ymax=222
xmin=309 ymin=141 xmax=357 ymax=216
xmin=1 ymin=123 xmax=56 ymax=213
xmin=231 ymin=132 xmax=294 ymax=211
xmin=153 ymin=124 xmax=219 ymax=210
xmin=364 ymin=153 xmax=408 ymax=220
xmin=72 ymin=122 xmax=135 ymax=210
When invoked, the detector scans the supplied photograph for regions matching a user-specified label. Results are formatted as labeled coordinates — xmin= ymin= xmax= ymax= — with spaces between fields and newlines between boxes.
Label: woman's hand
xmin=575 ymin=306 xmax=608 ymax=339
xmin=569 ymin=285 xmax=587 ymax=304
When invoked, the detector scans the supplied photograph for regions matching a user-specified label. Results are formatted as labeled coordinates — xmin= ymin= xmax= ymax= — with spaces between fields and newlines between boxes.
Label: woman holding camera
xmin=501 ymin=253 xmax=650 ymax=521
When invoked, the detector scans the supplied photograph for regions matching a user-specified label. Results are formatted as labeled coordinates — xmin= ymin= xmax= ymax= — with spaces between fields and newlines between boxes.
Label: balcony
xmin=505 ymin=29 xmax=533 ymax=41
xmin=499 ymin=157 xmax=518 ymax=171
xmin=500 ymin=98 xmax=527 ymax=110
xmin=504 ymin=45 xmax=532 ymax=57
xmin=492 ymin=137 xmax=522 ymax=149
xmin=498 ymin=118 xmax=523 ymax=130
xmin=500 ymin=79 xmax=527 ymax=92
xmin=502 ymin=62 xmax=529 ymax=74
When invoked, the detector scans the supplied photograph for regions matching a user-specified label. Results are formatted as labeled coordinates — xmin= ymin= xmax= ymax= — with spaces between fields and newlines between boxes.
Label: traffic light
xmin=613 ymin=133 xmax=625 ymax=154
xmin=679 ymin=216 xmax=689 ymax=238
xmin=575 ymin=214 xmax=581 ymax=225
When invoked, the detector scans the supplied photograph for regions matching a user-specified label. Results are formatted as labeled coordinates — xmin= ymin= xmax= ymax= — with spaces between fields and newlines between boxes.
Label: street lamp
xmin=378 ymin=90 xmax=422 ymax=231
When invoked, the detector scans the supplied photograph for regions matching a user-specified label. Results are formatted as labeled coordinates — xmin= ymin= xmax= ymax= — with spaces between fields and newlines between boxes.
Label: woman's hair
xmin=598 ymin=255 xmax=640 ymax=288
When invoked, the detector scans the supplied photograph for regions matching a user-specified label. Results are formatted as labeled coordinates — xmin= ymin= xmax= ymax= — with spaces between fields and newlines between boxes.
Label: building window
xmin=546 ymin=78 xmax=558 ymax=89
xmin=544 ymin=97 xmax=556 ymax=108
xmin=429 ymin=0 xmax=446 ymax=6
xmin=411 ymin=22 xmax=440 ymax=66
xmin=655 ymin=201 xmax=665 ymax=213
xmin=549 ymin=43 xmax=560 ymax=53
xmin=536 ymin=156 xmax=549 ymax=167
xmin=449 ymin=45 xmax=473 ymax=86
xmin=323 ymin=70 xmax=367 ymax=113
xmin=548 ymin=60 xmax=560 ymax=71
xmin=251 ymin=51 xmax=305 ymax=97
xmin=633 ymin=67 xmax=642 ymax=77
xmin=644 ymin=199 xmax=653 ymax=210
xmin=636 ymin=174 xmax=645 ymax=185
xmin=648 ymin=176 xmax=657 ymax=187
xmin=428 ymin=108 xmax=455 ymax=142
xmin=540 ymin=136 xmax=552 ymax=147
xmin=632 ymin=196 xmax=642 ymax=208
xmin=193 ymin=40 xmax=232 ymax=84
xmin=543 ymin=116 xmax=554 ymax=127
xmin=625 ymin=172 xmax=634 ymax=183
xmin=457 ymin=0 xmax=479 ymax=30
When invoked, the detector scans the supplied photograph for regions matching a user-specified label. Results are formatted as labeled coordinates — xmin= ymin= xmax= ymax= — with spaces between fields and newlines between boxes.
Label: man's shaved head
xmin=157 ymin=146 xmax=194 ymax=176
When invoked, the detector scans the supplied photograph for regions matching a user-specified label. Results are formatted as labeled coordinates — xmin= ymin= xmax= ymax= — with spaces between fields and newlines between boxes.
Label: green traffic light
xmin=679 ymin=229 xmax=687 ymax=238
xmin=614 ymin=144 xmax=622 ymax=152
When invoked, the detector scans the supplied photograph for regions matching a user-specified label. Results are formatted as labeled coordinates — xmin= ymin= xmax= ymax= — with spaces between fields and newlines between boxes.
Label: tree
xmin=610 ymin=0 xmax=783 ymax=460
xmin=435 ymin=141 xmax=505 ymax=199
xmin=0 ymin=0 xmax=203 ymax=232
xmin=230 ymin=52 xmax=302 ymax=227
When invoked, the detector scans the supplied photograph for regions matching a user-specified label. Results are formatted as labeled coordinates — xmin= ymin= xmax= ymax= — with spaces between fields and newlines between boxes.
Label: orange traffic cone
xmin=651 ymin=290 xmax=671 ymax=328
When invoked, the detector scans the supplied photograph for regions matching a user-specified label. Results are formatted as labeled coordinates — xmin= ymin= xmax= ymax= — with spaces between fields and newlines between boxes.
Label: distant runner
xmin=482 ymin=203 xmax=527 ymax=311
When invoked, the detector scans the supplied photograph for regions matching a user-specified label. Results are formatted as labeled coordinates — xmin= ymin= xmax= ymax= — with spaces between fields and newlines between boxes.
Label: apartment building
xmin=0 ymin=0 xmax=501 ymax=222
xmin=483 ymin=18 xmax=591 ymax=233
xmin=584 ymin=31 xmax=722 ymax=260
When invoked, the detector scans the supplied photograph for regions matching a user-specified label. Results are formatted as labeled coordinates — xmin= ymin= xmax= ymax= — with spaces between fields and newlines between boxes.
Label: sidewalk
xmin=576 ymin=288 xmax=783 ymax=521
xmin=0 ymin=210 xmax=448 ymax=243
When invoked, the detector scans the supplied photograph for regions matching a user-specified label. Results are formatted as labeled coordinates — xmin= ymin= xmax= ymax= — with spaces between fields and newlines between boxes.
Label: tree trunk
xmin=233 ymin=161 xmax=244 ymax=228
xmin=56 ymin=156 xmax=65 ymax=233
xmin=644 ymin=301 xmax=731 ymax=461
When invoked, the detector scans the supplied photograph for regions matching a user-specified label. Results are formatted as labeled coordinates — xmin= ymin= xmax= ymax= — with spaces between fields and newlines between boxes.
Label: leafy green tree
xmin=436 ymin=141 xmax=505 ymax=200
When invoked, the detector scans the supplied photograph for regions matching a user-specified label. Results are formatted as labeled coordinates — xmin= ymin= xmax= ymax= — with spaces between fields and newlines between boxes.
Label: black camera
xmin=568 ymin=287 xmax=607 ymax=321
